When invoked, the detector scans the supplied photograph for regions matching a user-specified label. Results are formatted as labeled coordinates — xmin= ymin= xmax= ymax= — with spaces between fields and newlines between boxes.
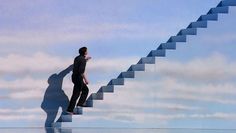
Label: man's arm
xmin=83 ymin=56 xmax=91 ymax=84
xmin=85 ymin=56 xmax=92 ymax=61
xmin=58 ymin=65 xmax=73 ymax=77
xmin=82 ymin=73 xmax=89 ymax=84
xmin=78 ymin=58 xmax=89 ymax=84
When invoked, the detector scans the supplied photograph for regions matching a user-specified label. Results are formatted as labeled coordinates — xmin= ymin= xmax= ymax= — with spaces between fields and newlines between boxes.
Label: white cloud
xmin=154 ymin=91 xmax=236 ymax=105
xmin=2 ymin=52 xmax=236 ymax=103
xmin=0 ymin=52 xmax=138 ymax=76
xmin=0 ymin=114 xmax=42 ymax=121
xmin=92 ymin=102 xmax=201 ymax=113
xmin=0 ymin=107 xmax=44 ymax=121
xmin=87 ymin=57 xmax=138 ymax=73
xmin=83 ymin=80 xmax=236 ymax=124
xmin=190 ymin=113 xmax=236 ymax=120
xmin=0 ymin=73 xmax=108 ymax=100
xmin=201 ymin=33 xmax=236 ymax=45
xmin=0 ymin=52 xmax=72 ymax=75
xmin=158 ymin=78 xmax=236 ymax=95
xmin=80 ymin=110 xmax=236 ymax=123
xmin=156 ymin=53 xmax=236 ymax=82
xmin=8 ymin=89 xmax=44 ymax=100
xmin=126 ymin=77 xmax=236 ymax=97
xmin=120 ymin=78 xmax=236 ymax=105
xmin=76 ymin=53 xmax=236 ymax=124
xmin=1 ymin=52 xmax=236 ymax=127
xmin=0 ymin=75 xmax=111 ymax=100
xmin=0 ymin=76 xmax=70 ymax=99
xmin=0 ymin=52 xmax=138 ymax=100
xmin=0 ymin=22 xmax=171 ymax=47
xmin=0 ymin=107 xmax=42 ymax=114
xmin=0 ymin=76 xmax=47 ymax=90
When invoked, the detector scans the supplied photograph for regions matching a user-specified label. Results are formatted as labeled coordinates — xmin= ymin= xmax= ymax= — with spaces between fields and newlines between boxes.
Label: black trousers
xmin=67 ymin=74 xmax=89 ymax=112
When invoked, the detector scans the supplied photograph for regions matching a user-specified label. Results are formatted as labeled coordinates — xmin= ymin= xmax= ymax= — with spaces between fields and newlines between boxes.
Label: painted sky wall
xmin=1 ymin=0 xmax=236 ymax=129
xmin=58 ymin=6 xmax=236 ymax=129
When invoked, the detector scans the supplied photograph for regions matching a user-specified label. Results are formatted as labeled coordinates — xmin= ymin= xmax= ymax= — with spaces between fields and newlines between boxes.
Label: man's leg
xmin=77 ymin=84 xmax=89 ymax=106
xmin=67 ymin=84 xmax=81 ymax=112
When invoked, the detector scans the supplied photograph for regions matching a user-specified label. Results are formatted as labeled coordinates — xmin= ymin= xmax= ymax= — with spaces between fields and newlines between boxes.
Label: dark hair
xmin=79 ymin=47 xmax=87 ymax=55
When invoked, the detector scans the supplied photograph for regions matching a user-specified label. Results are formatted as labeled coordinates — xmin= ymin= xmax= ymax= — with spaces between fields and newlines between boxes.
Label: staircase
xmin=52 ymin=0 xmax=236 ymax=128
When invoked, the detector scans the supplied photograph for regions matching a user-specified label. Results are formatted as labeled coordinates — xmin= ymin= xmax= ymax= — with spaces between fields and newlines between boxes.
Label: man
xmin=67 ymin=47 xmax=91 ymax=114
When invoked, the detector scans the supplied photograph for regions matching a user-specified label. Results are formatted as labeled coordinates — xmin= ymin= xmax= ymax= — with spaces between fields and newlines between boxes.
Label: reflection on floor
xmin=1 ymin=128 xmax=235 ymax=133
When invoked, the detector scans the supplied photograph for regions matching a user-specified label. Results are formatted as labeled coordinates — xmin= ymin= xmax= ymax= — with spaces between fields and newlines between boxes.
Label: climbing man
xmin=67 ymin=47 xmax=91 ymax=115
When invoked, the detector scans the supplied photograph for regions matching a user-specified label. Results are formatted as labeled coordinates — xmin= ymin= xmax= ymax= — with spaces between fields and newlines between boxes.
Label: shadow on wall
xmin=41 ymin=65 xmax=73 ymax=127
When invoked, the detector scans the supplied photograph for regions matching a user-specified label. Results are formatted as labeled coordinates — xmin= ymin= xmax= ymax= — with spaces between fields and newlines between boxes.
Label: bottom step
xmin=56 ymin=108 xmax=83 ymax=122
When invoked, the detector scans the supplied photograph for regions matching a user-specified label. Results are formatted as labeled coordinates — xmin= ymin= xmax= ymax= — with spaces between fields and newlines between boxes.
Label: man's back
xmin=72 ymin=55 xmax=86 ymax=76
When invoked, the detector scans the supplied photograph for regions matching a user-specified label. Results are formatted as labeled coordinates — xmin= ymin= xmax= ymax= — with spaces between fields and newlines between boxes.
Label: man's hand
xmin=84 ymin=79 xmax=89 ymax=85
xmin=85 ymin=56 xmax=92 ymax=61
xmin=82 ymin=73 xmax=89 ymax=84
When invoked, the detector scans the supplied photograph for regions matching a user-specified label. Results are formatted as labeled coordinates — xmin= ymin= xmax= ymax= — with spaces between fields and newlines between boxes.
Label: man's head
xmin=79 ymin=47 xmax=88 ymax=56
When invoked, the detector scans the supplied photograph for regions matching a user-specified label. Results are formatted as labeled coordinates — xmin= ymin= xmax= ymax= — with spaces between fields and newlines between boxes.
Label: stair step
xmin=57 ymin=107 xmax=83 ymax=123
xmin=198 ymin=14 xmax=218 ymax=21
xmin=128 ymin=64 xmax=145 ymax=71
xmin=118 ymin=71 xmax=135 ymax=78
xmin=84 ymin=100 xmax=93 ymax=107
xmin=52 ymin=122 xmax=61 ymax=127
xmin=168 ymin=35 xmax=186 ymax=42
xmin=109 ymin=78 xmax=124 ymax=85
xmin=91 ymin=92 xmax=103 ymax=100
xmin=208 ymin=7 xmax=229 ymax=14
xmin=73 ymin=107 xmax=83 ymax=114
xmin=158 ymin=42 xmax=176 ymax=49
xmin=188 ymin=21 xmax=207 ymax=28
xmin=56 ymin=129 xmax=72 ymax=133
xmin=221 ymin=0 xmax=236 ymax=6
xmin=138 ymin=57 xmax=155 ymax=64
xmin=98 ymin=85 xmax=114 ymax=93
xmin=178 ymin=28 xmax=197 ymax=35
xmin=57 ymin=115 xmax=72 ymax=122
xmin=148 ymin=49 xmax=166 ymax=57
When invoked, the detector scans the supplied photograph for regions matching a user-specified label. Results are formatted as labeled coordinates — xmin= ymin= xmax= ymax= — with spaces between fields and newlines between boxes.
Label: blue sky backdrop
xmin=1 ymin=0 xmax=236 ymax=128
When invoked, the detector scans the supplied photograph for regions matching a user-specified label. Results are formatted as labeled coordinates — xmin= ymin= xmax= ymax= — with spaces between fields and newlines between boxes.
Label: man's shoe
xmin=77 ymin=104 xmax=86 ymax=107
xmin=66 ymin=111 xmax=75 ymax=115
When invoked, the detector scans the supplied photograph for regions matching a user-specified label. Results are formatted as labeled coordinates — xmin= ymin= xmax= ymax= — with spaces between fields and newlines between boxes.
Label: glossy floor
xmin=0 ymin=128 xmax=235 ymax=133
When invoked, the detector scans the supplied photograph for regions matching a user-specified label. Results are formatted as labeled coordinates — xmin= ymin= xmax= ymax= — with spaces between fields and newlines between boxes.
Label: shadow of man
xmin=41 ymin=65 xmax=73 ymax=127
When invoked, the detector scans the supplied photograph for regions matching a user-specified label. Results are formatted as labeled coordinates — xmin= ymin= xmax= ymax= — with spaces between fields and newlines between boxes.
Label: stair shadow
xmin=41 ymin=65 xmax=73 ymax=127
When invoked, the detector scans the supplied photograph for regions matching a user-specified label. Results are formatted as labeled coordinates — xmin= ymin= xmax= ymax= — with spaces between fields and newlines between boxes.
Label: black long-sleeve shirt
xmin=72 ymin=55 xmax=86 ymax=76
